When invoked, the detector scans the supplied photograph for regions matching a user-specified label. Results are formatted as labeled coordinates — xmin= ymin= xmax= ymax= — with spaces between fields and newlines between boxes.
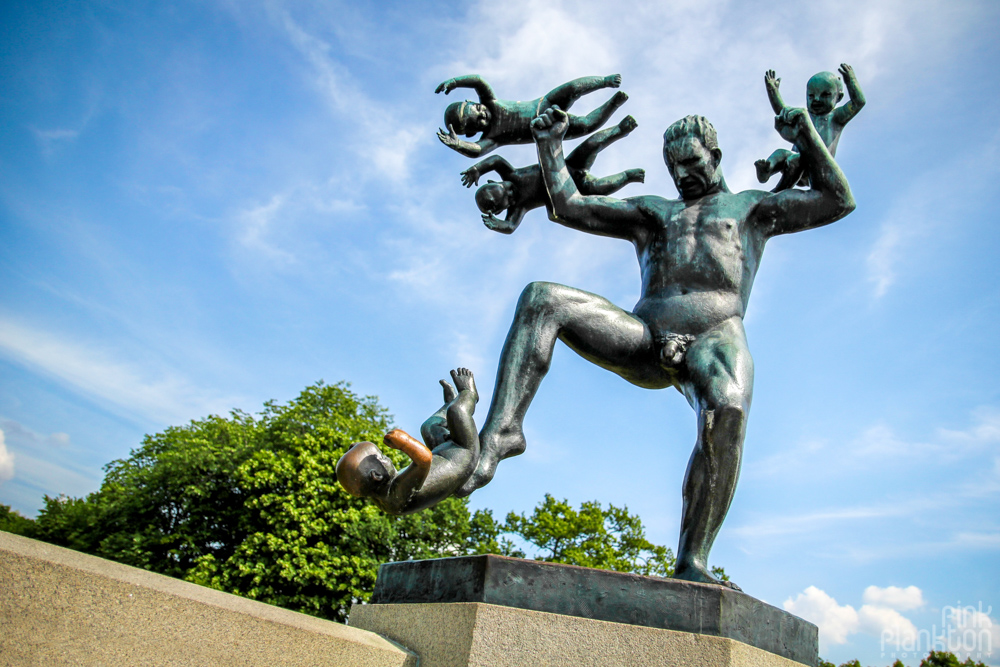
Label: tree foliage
xmin=18 ymin=382 xmax=498 ymax=622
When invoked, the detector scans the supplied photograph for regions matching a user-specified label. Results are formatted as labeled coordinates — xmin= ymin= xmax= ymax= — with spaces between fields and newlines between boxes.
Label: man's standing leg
xmin=674 ymin=316 xmax=754 ymax=587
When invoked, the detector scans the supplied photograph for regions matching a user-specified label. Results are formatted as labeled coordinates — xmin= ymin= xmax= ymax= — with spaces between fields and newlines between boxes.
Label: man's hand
xmin=774 ymin=106 xmax=808 ymax=145
xmin=435 ymin=78 xmax=457 ymax=94
xmin=531 ymin=105 xmax=569 ymax=143
xmin=461 ymin=165 xmax=480 ymax=187
xmin=765 ymin=69 xmax=781 ymax=91
xmin=437 ymin=124 xmax=461 ymax=148
xmin=838 ymin=63 xmax=856 ymax=83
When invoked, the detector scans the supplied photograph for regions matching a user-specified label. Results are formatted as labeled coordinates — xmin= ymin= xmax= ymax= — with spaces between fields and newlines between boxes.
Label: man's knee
xmin=517 ymin=281 xmax=563 ymax=317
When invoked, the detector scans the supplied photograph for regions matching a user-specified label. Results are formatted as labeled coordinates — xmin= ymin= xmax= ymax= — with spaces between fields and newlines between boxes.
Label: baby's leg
xmin=580 ymin=169 xmax=645 ymax=196
xmin=446 ymin=368 xmax=479 ymax=452
xmin=771 ymin=152 xmax=804 ymax=192
xmin=754 ymin=148 xmax=793 ymax=183
xmin=566 ymin=115 xmax=637 ymax=171
xmin=564 ymin=91 xmax=628 ymax=140
xmin=542 ymin=74 xmax=621 ymax=111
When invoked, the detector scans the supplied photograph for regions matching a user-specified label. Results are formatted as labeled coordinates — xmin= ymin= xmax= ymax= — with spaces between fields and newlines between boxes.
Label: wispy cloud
xmin=0 ymin=430 xmax=14 ymax=482
xmin=0 ymin=317 xmax=239 ymax=426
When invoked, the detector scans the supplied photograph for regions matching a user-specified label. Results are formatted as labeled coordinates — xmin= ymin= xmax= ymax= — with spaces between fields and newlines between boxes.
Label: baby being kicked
xmin=336 ymin=368 xmax=479 ymax=515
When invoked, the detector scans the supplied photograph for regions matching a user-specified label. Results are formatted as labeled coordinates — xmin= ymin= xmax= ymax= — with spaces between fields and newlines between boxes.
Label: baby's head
xmin=805 ymin=72 xmax=844 ymax=115
xmin=444 ymin=100 xmax=492 ymax=137
xmin=336 ymin=441 xmax=396 ymax=499
xmin=475 ymin=181 xmax=510 ymax=215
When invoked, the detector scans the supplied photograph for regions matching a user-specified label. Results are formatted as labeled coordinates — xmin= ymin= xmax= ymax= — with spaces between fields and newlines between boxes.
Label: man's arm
xmin=461 ymin=156 xmax=515 ymax=187
xmin=765 ymin=69 xmax=786 ymax=115
xmin=532 ymin=106 xmax=646 ymax=240
xmin=833 ymin=63 xmax=865 ymax=126
xmin=435 ymin=75 xmax=496 ymax=102
xmin=753 ymin=107 xmax=856 ymax=237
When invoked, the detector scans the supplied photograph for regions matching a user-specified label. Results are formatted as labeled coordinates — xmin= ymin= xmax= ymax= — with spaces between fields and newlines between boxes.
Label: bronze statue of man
xmin=457 ymin=104 xmax=856 ymax=588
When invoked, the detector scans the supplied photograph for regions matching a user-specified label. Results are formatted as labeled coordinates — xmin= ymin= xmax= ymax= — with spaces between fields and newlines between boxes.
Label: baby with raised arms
xmin=336 ymin=368 xmax=479 ymax=515
xmin=755 ymin=64 xmax=865 ymax=191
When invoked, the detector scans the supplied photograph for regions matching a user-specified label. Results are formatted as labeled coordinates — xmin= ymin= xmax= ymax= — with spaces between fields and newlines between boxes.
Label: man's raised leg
xmin=456 ymin=281 xmax=663 ymax=496
xmin=674 ymin=316 xmax=754 ymax=588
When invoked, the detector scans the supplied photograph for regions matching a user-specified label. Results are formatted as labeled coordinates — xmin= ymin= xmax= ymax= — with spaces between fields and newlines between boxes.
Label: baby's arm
xmin=437 ymin=125 xmax=496 ymax=158
xmin=462 ymin=156 xmax=515 ymax=187
xmin=381 ymin=429 xmax=431 ymax=511
xmin=833 ymin=63 xmax=865 ymax=126
xmin=484 ymin=206 xmax=526 ymax=234
xmin=765 ymin=70 xmax=786 ymax=115
xmin=435 ymin=75 xmax=496 ymax=103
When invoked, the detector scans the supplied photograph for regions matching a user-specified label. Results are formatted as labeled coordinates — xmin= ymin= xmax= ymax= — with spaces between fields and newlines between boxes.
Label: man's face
xmin=806 ymin=77 xmax=840 ymax=115
xmin=460 ymin=102 xmax=491 ymax=136
xmin=664 ymin=136 xmax=720 ymax=200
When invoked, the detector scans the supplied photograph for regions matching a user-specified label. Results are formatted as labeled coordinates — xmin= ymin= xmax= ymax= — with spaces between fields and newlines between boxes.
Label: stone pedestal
xmin=349 ymin=555 xmax=818 ymax=667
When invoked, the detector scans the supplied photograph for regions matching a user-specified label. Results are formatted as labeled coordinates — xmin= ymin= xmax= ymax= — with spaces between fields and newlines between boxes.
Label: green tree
xmin=0 ymin=503 xmax=35 ymax=535
xmin=502 ymin=494 xmax=719 ymax=579
xmin=920 ymin=651 xmax=989 ymax=667
xmin=30 ymin=381 xmax=504 ymax=622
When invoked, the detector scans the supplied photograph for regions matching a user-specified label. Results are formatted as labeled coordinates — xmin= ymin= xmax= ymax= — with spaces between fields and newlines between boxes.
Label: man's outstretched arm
xmin=435 ymin=75 xmax=496 ymax=102
xmin=753 ymin=107 xmax=856 ymax=237
xmin=532 ymin=106 xmax=645 ymax=240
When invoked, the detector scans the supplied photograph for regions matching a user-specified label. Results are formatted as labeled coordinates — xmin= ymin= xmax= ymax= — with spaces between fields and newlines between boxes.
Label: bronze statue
xmin=457 ymin=101 xmax=857 ymax=590
xmin=755 ymin=64 xmax=865 ymax=191
xmin=436 ymin=74 xmax=628 ymax=158
xmin=461 ymin=115 xmax=645 ymax=234
xmin=336 ymin=368 xmax=479 ymax=515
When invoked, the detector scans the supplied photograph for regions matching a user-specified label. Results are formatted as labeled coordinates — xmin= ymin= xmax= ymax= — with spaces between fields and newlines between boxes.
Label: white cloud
xmin=862 ymin=585 xmax=925 ymax=611
xmin=0 ymin=419 xmax=70 ymax=450
xmin=0 ymin=429 xmax=14 ymax=482
xmin=785 ymin=585 xmax=924 ymax=651
xmin=0 ymin=317 xmax=238 ymax=426
xmin=784 ymin=586 xmax=859 ymax=645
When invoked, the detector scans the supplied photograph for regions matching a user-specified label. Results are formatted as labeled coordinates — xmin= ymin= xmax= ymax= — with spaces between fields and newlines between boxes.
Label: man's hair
xmin=807 ymin=71 xmax=844 ymax=97
xmin=663 ymin=115 xmax=719 ymax=153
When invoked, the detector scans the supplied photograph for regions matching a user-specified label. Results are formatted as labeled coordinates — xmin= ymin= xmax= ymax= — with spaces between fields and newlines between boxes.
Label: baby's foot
xmin=439 ymin=379 xmax=457 ymax=403
xmin=611 ymin=90 xmax=628 ymax=106
xmin=618 ymin=115 xmax=638 ymax=133
xmin=626 ymin=168 xmax=645 ymax=183
xmin=450 ymin=368 xmax=478 ymax=403
xmin=754 ymin=158 xmax=772 ymax=183
xmin=605 ymin=74 xmax=622 ymax=88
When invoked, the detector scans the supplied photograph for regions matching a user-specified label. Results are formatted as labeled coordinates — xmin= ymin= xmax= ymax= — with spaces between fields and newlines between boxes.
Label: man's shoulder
xmin=625 ymin=194 xmax=676 ymax=216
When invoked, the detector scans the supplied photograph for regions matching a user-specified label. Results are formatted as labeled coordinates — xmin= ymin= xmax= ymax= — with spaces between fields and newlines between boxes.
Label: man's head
xmin=663 ymin=115 xmax=723 ymax=200
xmin=475 ymin=181 xmax=510 ymax=215
xmin=444 ymin=101 xmax=492 ymax=137
xmin=335 ymin=441 xmax=396 ymax=499
xmin=806 ymin=72 xmax=843 ymax=116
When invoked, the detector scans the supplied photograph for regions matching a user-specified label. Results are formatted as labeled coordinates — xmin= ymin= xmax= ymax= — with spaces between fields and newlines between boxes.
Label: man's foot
xmin=626 ymin=168 xmax=645 ymax=184
xmin=674 ymin=562 xmax=742 ymax=591
xmin=439 ymin=379 xmax=457 ymax=403
xmin=754 ymin=158 xmax=772 ymax=183
xmin=605 ymin=73 xmax=622 ymax=88
xmin=618 ymin=114 xmax=638 ymax=133
xmin=454 ymin=425 xmax=526 ymax=497
xmin=450 ymin=367 xmax=478 ymax=403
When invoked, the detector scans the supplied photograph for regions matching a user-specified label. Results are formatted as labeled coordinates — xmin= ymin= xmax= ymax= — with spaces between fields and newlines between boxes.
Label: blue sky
xmin=1 ymin=1 xmax=998 ymax=664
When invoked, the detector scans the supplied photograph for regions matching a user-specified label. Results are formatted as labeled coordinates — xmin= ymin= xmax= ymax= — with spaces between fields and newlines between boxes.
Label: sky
xmin=1 ymin=0 xmax=998 ymax=664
